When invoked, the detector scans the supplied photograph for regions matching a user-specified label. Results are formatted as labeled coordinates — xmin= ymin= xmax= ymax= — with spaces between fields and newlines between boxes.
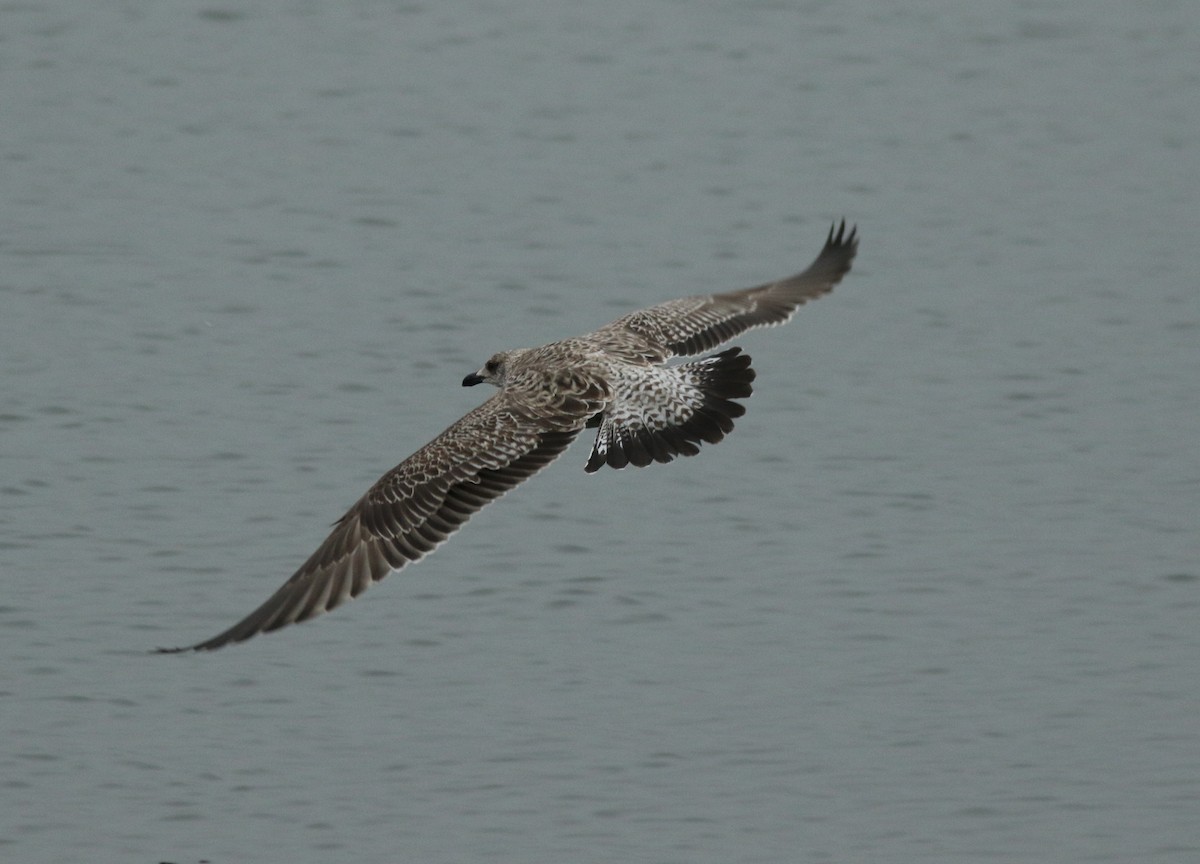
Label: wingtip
xmin=827 ymin=219 xmax=858 ymax=248
xmin=152 ymin=644 xmax=196 ymax=655
xmin=153 ymin=635 xmax=236 ymax=654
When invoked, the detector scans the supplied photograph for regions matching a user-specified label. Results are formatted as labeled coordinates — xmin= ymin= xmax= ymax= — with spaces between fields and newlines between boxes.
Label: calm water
xmin=3 ymin=1 xmax=1198 ymax=862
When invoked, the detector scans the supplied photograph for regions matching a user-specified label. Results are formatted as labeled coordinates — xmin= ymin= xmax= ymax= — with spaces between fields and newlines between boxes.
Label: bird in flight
xmin=159 ymin=221 xmax=858 ymax=652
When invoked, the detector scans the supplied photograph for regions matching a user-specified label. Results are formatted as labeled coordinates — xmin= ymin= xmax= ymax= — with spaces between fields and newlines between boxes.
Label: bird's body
xmin=160 ymin=222 xmax=858 ymax=652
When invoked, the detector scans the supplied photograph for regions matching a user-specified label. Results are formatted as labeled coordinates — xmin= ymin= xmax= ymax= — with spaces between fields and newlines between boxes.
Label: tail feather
xmin=586 ymin=347 xmax=755 ymax=472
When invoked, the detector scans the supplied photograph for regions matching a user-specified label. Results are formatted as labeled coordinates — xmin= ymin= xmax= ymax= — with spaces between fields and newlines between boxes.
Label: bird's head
xmin=462 ymin=351 xmax=510 ymax=388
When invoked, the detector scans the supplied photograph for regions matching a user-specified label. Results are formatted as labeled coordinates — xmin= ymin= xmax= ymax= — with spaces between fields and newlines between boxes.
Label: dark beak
xmin=462 ymin=373 xmax=484 ymax=387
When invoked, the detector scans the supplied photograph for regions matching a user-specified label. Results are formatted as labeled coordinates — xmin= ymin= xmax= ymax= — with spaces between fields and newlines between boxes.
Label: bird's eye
xmin=485 ymin=359 xmax=499 ymax=372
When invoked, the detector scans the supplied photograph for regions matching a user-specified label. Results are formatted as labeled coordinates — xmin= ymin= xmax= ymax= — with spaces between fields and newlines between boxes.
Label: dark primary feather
xmin=594 ymin=220 xmax=858 ymax=358
xmin=157 ymin=399 xmax=584 ymax=652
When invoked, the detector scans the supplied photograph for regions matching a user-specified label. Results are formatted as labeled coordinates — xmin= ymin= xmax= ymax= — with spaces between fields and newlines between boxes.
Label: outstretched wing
xmin=590 ymin=221 xmax=858 ymax=359
xmin=159 ymin=394 xmax=587 ymax=652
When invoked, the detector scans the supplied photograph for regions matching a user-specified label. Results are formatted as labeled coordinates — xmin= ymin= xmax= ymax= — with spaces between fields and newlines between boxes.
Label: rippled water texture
xmin=3 ymin=1 xmax=1197 ymax=862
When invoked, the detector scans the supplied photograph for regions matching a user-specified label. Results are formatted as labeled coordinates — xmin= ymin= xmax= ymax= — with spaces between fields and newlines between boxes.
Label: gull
xmin=159 ymin=221 xmax=858 ymax=651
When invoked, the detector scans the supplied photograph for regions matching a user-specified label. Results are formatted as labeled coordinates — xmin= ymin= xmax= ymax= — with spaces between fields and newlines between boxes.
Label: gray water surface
xmin=4 ymin=1 xmax=1198 ymax=862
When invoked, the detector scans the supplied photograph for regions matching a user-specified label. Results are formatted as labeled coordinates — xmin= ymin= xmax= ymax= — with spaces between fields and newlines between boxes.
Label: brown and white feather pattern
xmin=590 ymin=220 xmax=857 ymax=360
xmin=160 ymin=222 xmax=857 ymax=651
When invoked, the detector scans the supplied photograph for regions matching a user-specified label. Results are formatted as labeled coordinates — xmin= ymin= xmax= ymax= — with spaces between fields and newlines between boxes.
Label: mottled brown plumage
xmin=160 ymin=222 xmax=857 ymax=652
